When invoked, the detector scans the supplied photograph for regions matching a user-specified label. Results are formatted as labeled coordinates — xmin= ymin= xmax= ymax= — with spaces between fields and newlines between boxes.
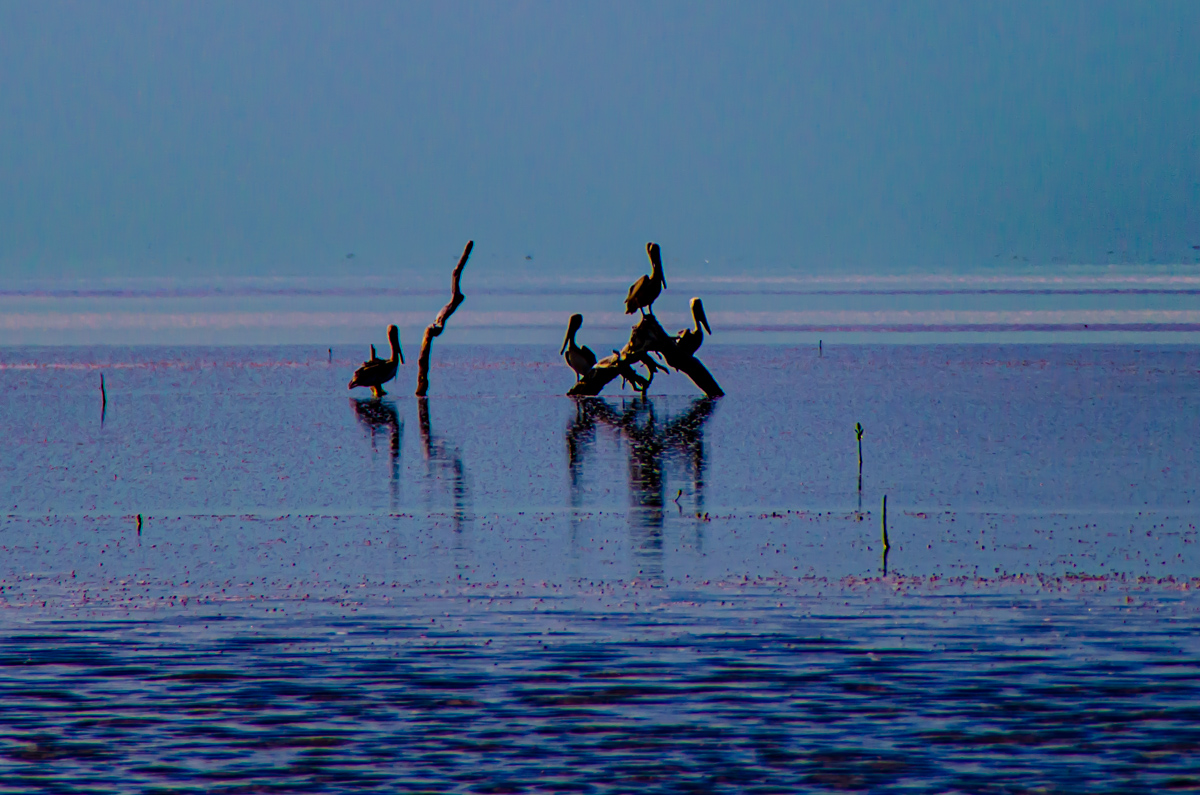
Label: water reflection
xmin=567 ymin=397 xmax=718 ymax=579
xmin=417 ymin=398 xmax=469 ymax=529
xmin=351 ymin=398 xmax=403 ymax=508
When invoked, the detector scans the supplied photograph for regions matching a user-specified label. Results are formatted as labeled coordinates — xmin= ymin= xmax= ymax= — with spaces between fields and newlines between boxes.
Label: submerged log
xmin=415 ymin=240 xmax=473 ymax=397
xmin=567 ymin=314 xmax=723 ymax=398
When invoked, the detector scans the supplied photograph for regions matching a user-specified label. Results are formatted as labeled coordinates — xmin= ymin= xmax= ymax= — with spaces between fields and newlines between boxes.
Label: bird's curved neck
xmin=388 ymin=336 xmax=401 ymax=362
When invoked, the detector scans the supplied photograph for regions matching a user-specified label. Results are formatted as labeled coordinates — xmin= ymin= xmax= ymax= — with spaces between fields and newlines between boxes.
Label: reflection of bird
xmin=351 ymin=397 xmax=402 ymax=506
xmin=348 ymin=324 xmax=404 ymax=398
xmin=352 ymin=397 xmax=401 ymax=433
xmin=561 ymin=314 xmax=597 ymax=381
xmin=625 ymin=242 xmax=667 ymax=316
xmin=676 ymin=297 xmax=711 ymax=357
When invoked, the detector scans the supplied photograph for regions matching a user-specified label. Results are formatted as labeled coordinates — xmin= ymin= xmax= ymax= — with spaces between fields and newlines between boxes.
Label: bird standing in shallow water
xmin=676 ymin=297 xmax=712 ymax=357
xmin=348 ymin=324 xmax=404 ymax=397
xmin=561 ymin=314 xmax=597 ymax=381
xmin=625 ymin=242 xmax=667 ymax=316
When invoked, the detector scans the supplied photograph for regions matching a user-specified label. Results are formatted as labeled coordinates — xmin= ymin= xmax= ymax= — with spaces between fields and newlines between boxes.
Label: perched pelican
xmin=348 ymin=324 xmax=404 ymax=398
xmin=676 ymin=297 xmax=712 ymax=356
xmin=624 ymin=242 xmax=667 ymax=316
xmin=561 ymin=314 xmax=597 ymax=381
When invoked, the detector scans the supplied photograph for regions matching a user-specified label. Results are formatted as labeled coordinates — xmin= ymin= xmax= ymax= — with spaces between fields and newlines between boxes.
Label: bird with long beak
xmin=561 ymin=313 xmax=597 ymax=382
xmin=348 ymin=324 xmax=404 ymax=398
xmin=624 ymin=242 xmax=667 ymax=316
xmin=676 ymin=297 xmax=712 ymax=357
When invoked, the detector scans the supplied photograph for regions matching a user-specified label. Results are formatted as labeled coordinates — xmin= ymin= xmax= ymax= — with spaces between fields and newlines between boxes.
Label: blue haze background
xmin=1 ymin=0 xmax=1198 ymax=282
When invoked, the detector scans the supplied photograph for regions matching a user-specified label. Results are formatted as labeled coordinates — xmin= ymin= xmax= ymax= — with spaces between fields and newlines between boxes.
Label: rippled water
xmin=2 ymin=344 xmax=1199 ymax=792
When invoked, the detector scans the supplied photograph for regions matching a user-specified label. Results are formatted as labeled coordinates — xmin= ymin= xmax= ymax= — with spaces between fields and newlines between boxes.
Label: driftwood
xmin=567 ymin=314 xmax=723 ymax=398
xmin=415 ymin=241 xmax=473 ymax=397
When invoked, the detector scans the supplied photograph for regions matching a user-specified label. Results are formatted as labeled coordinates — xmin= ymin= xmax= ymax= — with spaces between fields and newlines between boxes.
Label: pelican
xmin=561 ymin=314 xmax=597 ymax=382
xmin=624 ymin=242 xmax=667 ymax=316
xmin=348 ymin=324 xmax=403 ymax=397
xmin=676 ymin=297 xmax=712 ymax=356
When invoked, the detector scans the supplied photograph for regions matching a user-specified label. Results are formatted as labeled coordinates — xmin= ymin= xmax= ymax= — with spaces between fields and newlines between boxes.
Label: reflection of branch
xmin=416 ymin=241 xmax=473 ymax=397
xmin=566 ymin=398 xmax=600 ymax=490
xmin=567 ymin=397 xmax=717 ymax=517
xmin=568 ymin=315 xmax=722 ymax=397
xmin=417 ymin=397 xmax=468 ymax=527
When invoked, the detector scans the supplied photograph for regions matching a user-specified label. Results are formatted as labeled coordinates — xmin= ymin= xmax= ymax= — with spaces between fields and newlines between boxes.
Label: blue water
xmin=1 ymin=344 xmax=1199 ymax=792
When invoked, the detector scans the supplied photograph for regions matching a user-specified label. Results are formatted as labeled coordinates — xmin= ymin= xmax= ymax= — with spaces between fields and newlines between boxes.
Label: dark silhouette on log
xmin=568 ymin=313 xmax=723 ymax=397
xmin=416 ymin=240 xmax=472 ymax=397
xmin=561 ymin=314 xmax=597 ymax=382
xmin=625 ymin=242 xmax=667 ymax=316
xmin=675 ymin=297 xmax=711 ymax=357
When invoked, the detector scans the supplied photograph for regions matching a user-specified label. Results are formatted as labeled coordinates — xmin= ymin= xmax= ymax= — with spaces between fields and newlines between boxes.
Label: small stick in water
xmin=100 ymin=374 xmax=107 ymax=424
xmin=855 ymin=422 xmax=864 ymax=491
xmin=328 ymin=348 xmax=332 ymax=363
xmin=136 ymin=514 xmax=143 ymax=535
xmin=881 ymin=495 xmax=889 ymax=550
xmin=819 ymin=340 xmax=822 ymax=357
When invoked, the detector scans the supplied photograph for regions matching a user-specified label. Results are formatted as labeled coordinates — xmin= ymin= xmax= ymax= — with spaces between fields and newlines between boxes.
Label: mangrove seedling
xmin=855 ymin=422 xmax=864 ymax=490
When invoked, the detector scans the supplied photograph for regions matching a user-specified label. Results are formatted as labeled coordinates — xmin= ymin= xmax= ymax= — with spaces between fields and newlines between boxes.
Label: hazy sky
xmin=1 ymin=0 xmax=1197 ymax=281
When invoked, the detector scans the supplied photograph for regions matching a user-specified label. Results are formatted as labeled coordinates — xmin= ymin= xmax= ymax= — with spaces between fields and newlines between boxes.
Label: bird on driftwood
xmin=625 ymin=242 xmax=667 ymax=316
xmin=676 ymin=297 xmax=712 ymax=357
xmin=348 ymin=324 xmax=404 ymax=398
xmin=561 ymin=314 xmax=597 ymax=382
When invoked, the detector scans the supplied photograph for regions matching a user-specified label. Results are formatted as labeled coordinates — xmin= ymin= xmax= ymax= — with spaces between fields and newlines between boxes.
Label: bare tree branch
xmin=416 ymin=240 xmax=473 ymax=397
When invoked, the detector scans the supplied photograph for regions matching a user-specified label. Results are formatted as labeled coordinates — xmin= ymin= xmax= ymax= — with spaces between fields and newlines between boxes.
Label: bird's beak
xmin=699 ymin=305 xmax=711 ymax=335
xmin=560 ymin=329 xmax=571 ymax=355
xmin=398 ymin=345 xmax=404 ymax=365
xmin=647 ymin=242 xmax=665 ymax=288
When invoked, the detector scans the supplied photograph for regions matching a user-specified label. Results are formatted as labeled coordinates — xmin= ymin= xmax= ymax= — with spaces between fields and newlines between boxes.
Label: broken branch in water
xmin=568 ymin=313 xmax=723 ymax=398
xmin=415 ymin=240 xmax=473 ymax=397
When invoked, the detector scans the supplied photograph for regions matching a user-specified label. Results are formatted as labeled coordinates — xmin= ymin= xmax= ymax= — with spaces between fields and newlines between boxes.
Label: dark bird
xmin=348 ymin=324 xmax=404 ymax=398
xmin=625 ymin=242 xmax=667 ymax=316
xmin=561 ymin=313 xmax=597 ymax=381
xmin=676 ymin=297 xmax=712 ymax=357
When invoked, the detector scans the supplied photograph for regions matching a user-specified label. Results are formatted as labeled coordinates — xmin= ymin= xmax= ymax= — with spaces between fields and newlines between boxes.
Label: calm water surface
xmin=1 ymin=344 xmax=1198 ymax=792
